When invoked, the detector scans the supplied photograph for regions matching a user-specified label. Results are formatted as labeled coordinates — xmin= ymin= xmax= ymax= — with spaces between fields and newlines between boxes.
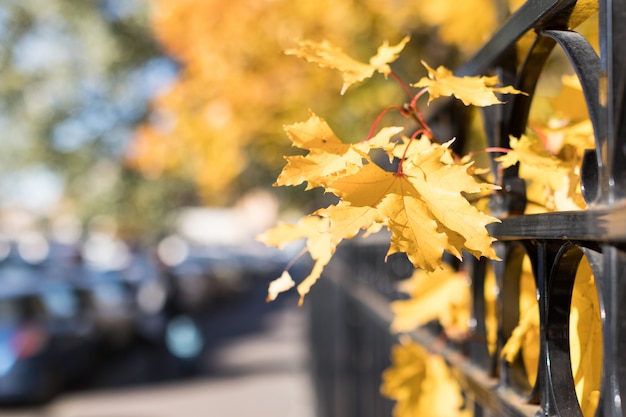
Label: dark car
xmin=72 ymin=268 xmax=138 ymax=350
xmin=0 ymin=275 xmax=97 ymax=404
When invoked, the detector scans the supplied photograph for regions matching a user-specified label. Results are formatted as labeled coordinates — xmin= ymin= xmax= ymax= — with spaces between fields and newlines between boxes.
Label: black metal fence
xmin=308 ymin=0 xmax=626 ymax=416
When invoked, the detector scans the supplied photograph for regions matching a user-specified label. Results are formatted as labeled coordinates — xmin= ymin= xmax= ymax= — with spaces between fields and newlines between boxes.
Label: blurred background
xmin=0 ymin=0 xmax=485 ymax=415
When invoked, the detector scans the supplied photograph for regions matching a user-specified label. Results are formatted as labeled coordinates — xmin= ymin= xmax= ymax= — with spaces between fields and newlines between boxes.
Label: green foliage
xmin=0 ymin=0 xmax=180 ymax=235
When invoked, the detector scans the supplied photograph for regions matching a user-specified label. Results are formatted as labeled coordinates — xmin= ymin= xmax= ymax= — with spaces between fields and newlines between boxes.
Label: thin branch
xmin=365 ymin=106 xmax=405 ymax=141
xmin=389 ymin=71 xmax=414 ymax=100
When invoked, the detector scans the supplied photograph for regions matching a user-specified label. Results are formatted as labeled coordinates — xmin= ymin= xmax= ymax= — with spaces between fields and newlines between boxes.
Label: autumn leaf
xmin=497 ymin=134 xmax=585 ymax=212
xmin=413 ymin=61 xmax=526 ymax=106
xmin=276 ymin=112 xmax=403 ymax=189
xmin=258 ymin=215 xmax=329 ymax=250
xmin=548 ymin=74 xmax=592 ymax=123
xmin=391 ymin=265 xmax=471 ymax=339
xmin=381 ymin=338 xmax=470 ymax=417
xmin=316 ymin=201 xmax=385 ymax=244
xmin=402 ymin=141 xmax=500 ymax=260
xmin=570 ymin=257 xmax=602 ymax=417
xmin=258 ymin=215 xmax=334 ymax=305
xmin=286 ymin=37 xmax=410 ymax=94
xmin=500 ymin=257 xmax=540 ymax=385
xmin=332 ymin=141 xmax=500 ymax=265
xmin=266 ymin=271 xmax=295 ymax=302
xmin=484 ymin=265 xmax=498 ymax=355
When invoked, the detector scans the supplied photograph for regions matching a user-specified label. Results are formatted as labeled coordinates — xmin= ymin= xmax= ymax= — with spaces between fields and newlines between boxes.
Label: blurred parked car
xmin=73 ymin=268 xmax=138 ymax=350
xmin=157 ymin=234 xmax=294 ymax=309
xmin=0 ymin=279 xmax=97 ymax=404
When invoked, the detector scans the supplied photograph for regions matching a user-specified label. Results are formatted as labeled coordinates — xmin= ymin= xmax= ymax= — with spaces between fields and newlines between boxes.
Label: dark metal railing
xmin=308 ymin=0 xmax=626 ymax=416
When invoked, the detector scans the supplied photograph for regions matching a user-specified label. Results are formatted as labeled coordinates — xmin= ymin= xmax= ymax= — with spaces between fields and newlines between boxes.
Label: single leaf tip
xmin=266 ymin=271 xmax=296 ymax=302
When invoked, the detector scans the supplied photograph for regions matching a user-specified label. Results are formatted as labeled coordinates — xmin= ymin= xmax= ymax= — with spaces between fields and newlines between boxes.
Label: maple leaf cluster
xmin=259 ymin=37 xmax=529 ymax=305
xmin=259 ymin=111 xmax=502 ymax=305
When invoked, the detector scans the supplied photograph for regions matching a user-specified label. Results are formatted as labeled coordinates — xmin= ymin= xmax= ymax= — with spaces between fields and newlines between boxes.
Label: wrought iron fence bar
xmin=324 ymin=259 xmax=540 ymax=417
xmin=458 ymin=0 xmax=577 ymax=77
xmin=487 ymin=204 xmax=626 ymax=241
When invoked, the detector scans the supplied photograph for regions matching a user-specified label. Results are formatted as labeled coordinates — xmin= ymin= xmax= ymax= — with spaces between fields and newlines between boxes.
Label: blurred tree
xmin=0 ymin=0 xmax=183 ymax=238
xmin=129 ymin=0 xmax=482 ymax=207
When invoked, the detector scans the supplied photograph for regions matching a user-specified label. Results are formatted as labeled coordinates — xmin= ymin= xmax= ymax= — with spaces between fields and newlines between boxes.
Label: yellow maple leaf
xmin=497 ymin=134 xmax=585 ymax=212
xmin=484 ymin=265 xmax=498 ymax=355
xmin=355 ymin=126 xmax=405 ymax=162
xmin=413 ymin=61 xmax=526 ymax=106
xmin=282 ymin=111 xmax=352 ymax=153
xmin=402 ymin=141 xmax=500 ymax=260
xmin=548 ymin=74 xmax=592 ymax=123
xmin=285 ymin=37 xmax=410 ymax=94
xmin=276 ymin=112 xmax=402 ymax=189
xmin=328 ymin=140 xmax=500 ymax=269
xmin=570 ymin=257 xmax=602 ymax=417
xmin=384 ymin=190 xmax=454 ymax=270
xmin=316 ymin=201 xmax=385 ymax=243
xmin=391 ymin=265 xmax=471 ymax=339
xmin=276 ymin=153 xmax=361 ymax=190
xmin=500 ymin=257 xmax=540 ymax=386
xmin=266 ymin=271 xmax=295 ymax=302
xmin=257 ymin=215 xmax=329 ymax=249
xmin=381 ymin=338 xmax=470 ymax=417
xmin=325 ymin=162 xmax=452 ymax=270
xmin=392 ymin=134 xmax=445 ymax=163
xmin=258 ymin=215 xmax=335 ymax=305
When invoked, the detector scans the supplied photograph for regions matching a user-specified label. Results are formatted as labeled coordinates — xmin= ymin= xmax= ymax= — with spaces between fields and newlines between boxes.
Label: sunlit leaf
xmin=381 ymin=338 xmax=470 ymax=417
xmin=286 ymin=37 xmax=410 ymax=94
xmin=570 ymin=257 xmax=602 ymax=417
xmin=414 ymin=61 xmax=526 ymax=106
xmin=391 ymin=265 xmax=471 ymax=339
xmin=266 ymin=271 xmax=295 ymax=302
xmin=497 ymin=134 xmax=585 ymax=212
xmin=500 ymin=257 xmax=540 ymax=385
xmin=258 ymin=215 xmax=334 ymax=305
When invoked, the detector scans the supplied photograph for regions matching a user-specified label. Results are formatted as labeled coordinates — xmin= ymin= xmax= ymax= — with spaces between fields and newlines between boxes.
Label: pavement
xmin=1 ymin=284 xmax=317 ymax=417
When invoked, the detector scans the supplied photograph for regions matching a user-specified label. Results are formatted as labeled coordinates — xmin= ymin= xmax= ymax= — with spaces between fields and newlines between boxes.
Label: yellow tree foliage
xmin=128 ymin=0 xmax=436 ymax=204
xmin=415 ymin=0 xmax=500 ymax=54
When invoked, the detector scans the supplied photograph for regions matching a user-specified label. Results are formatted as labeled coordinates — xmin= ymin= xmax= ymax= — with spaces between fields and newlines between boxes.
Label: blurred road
xmin=0 ymin=277 xmax=316 ymax=417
